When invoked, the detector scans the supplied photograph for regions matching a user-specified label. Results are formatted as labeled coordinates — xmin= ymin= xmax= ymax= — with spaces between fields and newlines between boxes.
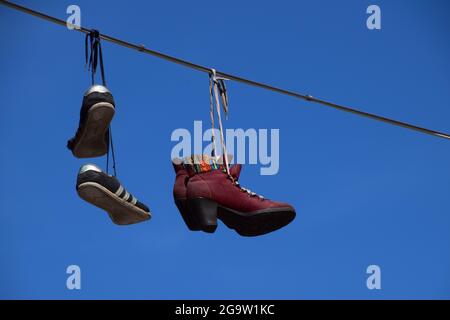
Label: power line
xmin=1 ymin=0 xmax=449 ymax=141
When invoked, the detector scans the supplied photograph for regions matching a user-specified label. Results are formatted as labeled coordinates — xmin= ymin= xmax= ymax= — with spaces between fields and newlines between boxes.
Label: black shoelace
xmin=85 ymin=30 xmax=117 ymax=176
xmin=85 ymin=29 xmax=106 ymax=86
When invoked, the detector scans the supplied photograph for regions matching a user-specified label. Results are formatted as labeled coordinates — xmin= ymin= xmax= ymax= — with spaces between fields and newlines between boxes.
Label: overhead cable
xmin=1 ymin=0 xmax=449 ymax=140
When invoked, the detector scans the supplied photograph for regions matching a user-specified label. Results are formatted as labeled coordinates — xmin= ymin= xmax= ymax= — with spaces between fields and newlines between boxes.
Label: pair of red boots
xmin=172 ymin=155 xmax=296 ymax=237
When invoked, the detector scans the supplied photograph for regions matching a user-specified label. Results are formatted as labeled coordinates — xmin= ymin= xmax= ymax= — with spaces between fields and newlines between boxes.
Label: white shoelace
xmin=210 ymin=70 xmax=264 ymax=200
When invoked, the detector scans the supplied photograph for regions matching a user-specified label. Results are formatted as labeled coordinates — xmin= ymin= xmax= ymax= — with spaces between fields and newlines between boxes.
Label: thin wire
xmin=1 ymin=0 xmax=449 ymax=141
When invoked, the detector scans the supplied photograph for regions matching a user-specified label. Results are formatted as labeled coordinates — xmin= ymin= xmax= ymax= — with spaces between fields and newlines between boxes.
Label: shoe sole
xmin=77 ymin=182 xmax=151 ymax=225
xmin=185 ymin=197 xmax=296 ymax=236
xmin=72 ymin=102 xmax=115 ymax=158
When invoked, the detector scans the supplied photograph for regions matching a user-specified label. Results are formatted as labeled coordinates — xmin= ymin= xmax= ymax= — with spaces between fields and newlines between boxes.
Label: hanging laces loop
xmin=84 ymin=29 xmax=116 ymax=176
xmin=208 ymin=70 xmax=264 ymax=199
xmin=85 ymin=29 xmax=106 ymax=86
xmin=209 ymin=69 xmax=229 ymax=117
xmin=209 ymin=68 xmax=230 ymax=175
xmin=209 ymin=70 xmax=218 ymax=157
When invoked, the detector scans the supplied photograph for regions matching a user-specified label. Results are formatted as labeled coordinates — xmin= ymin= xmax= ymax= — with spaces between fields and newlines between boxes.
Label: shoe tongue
xmin=230 ymin=164 xmax=242 ymax=180
xmin=84 ymin=84 xmax=111 ymax=96
xmin=79 ymin=163 xmax=102 ymax=174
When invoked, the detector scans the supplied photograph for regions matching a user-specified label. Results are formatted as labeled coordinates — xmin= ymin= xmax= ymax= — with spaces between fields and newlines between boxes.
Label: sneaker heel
xmin=175 ymin=199 xmax=201 ymax=231
xmin=187 ymin=198 xmax=218 ymax=233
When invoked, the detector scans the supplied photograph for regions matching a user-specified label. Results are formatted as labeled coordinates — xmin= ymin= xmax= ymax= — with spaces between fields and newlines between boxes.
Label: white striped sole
xmin=77 ymin=182 xmax=151 ymax=225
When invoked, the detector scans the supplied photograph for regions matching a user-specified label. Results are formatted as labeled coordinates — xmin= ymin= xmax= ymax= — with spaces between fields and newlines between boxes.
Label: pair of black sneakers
xmin=68 ymin=85 xmax=151 ymax=225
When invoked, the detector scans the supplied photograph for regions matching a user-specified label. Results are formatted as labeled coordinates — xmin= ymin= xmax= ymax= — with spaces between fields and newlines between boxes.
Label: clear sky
xmin=1 ymin=0 xmax=449 ymax=299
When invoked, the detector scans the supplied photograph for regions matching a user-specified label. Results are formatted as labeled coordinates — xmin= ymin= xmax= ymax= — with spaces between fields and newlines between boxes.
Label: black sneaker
xmin=68 ymin=85 xmax=115 ymax=158
xmin=76 ymin=164 xmax=151 ymax=225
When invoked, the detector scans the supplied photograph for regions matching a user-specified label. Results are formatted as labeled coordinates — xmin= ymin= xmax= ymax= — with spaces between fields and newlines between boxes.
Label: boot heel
xmin=187 ymin=198 xmax=218 ymax=233
xmin=175 ymin=199 xmax=201 ymax=231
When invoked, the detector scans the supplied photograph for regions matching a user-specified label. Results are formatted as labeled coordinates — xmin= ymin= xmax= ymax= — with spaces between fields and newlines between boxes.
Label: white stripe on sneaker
xmin=115 ymin=185 xmax=124 ymax=196
xmin=123 ymin=191 xmax=130 ymax=201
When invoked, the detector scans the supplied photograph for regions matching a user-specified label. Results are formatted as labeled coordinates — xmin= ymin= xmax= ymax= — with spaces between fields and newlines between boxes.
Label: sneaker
xmin=76 ymin=164 xmax=151 ymax=225
xmin=68 ymin=85 xmax=115 ymax=158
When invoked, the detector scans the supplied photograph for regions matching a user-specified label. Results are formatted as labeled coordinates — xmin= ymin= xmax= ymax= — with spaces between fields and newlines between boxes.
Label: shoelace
xmin=209 ymin=69 xmax=230 ymax=174
xmin=106 ymin=127 xmax=117 ymax=177
xmin=85 ymin=29 xmax=117 ymax=177
xmin=209 ymin=70 xmax=264 ymax=200
xmin=224 ymin=170 xmax=265 ymax=200
xmin=85 ymin=29 xmax=106 ymax=86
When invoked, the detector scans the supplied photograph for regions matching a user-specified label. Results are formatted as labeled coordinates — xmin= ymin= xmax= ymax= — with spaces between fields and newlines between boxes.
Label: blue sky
xmin=1 ymin=0 xmax=449 ymax=299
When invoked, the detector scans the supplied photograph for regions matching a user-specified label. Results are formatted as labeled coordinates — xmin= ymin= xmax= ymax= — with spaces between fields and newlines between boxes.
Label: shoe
xmin=68 ymin=85 xmax=115 ymax=158
xmin=76 ymin=164 xmax=151 ymax=225
xmin=183 ymin=157 xmax=296 ymax=236
xmin=172 ymin=160 xmax=199 ymax=231
xmin=172 ymin=155 xmax=238 ymax=232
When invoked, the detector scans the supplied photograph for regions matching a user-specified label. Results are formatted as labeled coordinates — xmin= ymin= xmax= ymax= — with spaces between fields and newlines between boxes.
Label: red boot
xmin=172 ymin=156 xmax=239 ymax=232
xmin=185 ymin=162 xmax=296 ymax=236
xmin=172 ymin=160 xmax=199 ymax=231
xmin=177 ymin=71 xmax=296 ymax=236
